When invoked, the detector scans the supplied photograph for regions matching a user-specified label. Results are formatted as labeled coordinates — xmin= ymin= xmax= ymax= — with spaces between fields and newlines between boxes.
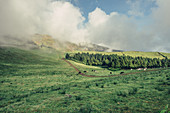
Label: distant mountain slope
xmin=2 ymin=34 xmax=169 ymax=57
xmin=32 ymin=34 xmax=64 ymax=50
xmin=78 ymin=42 xmax=109 ymax=52
xmin=31 ymin=34 xmax=118 ymax=52
xmin=0 ymin=34 xmax=120 ymax=52
xmin=32 ymin=34 xmax=82 ymax=51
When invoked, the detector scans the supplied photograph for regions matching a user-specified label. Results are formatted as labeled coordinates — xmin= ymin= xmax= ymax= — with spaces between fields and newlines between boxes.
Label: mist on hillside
xmin=0 ymin=0 xmax=170 ymax=52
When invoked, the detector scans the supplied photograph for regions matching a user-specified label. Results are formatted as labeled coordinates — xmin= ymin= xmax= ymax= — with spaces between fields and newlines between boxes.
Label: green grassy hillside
xmin=72 ymin=50 xmax=170 ymax=59
xmin=0 ymin=47 xmax=170 ymax=112
xmin=161 ymin=52 xmax=170 ymax=59
xmin=0 ymin=47 xmax=63 ymax=76
xmin=123 ymin=51 xmax=164 ymax=59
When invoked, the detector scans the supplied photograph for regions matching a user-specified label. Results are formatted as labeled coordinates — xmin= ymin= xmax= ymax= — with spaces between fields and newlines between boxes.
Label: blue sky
xmin=69 ymin=0 xmax=157 ymax=21
xmin=71 ymin=0 xmax=128 ymax=18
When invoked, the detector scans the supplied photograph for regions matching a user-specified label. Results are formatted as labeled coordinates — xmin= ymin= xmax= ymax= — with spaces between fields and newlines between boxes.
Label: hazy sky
xmin=0 ymin=0 xmax=170 ymax=52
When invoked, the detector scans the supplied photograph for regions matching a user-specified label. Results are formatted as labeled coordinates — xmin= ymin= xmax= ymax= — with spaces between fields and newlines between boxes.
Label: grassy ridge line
xmin=71 ymin=50 xmax=170 ymax=59
xmin=123 ymin=51 xmax=164 ymax=59
xmin=161 ymin=52 xmax=170 ymax=59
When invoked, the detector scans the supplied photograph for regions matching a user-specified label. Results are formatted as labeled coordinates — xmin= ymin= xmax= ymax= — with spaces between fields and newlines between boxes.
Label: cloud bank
xmin=0 ymin=0 xmax=86 ymax=43
xmin=0 ymin=0 xmax=170 ymax=52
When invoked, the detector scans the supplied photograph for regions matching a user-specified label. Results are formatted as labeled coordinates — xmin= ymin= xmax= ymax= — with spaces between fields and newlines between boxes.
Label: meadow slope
xmin=0 ymin=47 xmax=170 ymax=112
xmin=72 ymin=51 xmax=170 ymax=59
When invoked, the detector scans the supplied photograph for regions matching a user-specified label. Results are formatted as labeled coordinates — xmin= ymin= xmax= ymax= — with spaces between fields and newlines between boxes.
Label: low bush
xmin=155 ymin=86 xmax=165 ymax=91
xmin=75 ymin=96 xmax=82 ymax=100
xmin=59 ymin=90 xmax=66 ymax=94
xmin=116 ymin=90 xmax=129 ymax=97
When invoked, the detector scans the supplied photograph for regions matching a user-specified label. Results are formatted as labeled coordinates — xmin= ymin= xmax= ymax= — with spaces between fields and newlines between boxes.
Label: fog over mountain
xmin=0 ymin=0 xmax=170 ymax=52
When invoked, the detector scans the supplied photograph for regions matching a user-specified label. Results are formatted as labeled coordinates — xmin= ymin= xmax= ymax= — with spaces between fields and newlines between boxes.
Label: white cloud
xmin=88 ymin=8 xmax=109 ymax=26
xmin=86 ymin=8 xmax=151 ymax=51
xmin=0 ymin=0 xmax=169 ymax=52
xmin=0 ymin=0 xmax=86 ymax=43
xmin=149 ymin=0 xmax=170 ymax=52
xmin=84 ymin=0 xmax=170 ymax=52
xmin=44 ymin=1 xmax=86 ymax=42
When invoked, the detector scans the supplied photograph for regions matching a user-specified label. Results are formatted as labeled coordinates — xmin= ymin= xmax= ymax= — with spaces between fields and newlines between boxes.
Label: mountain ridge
xmin=31 ymin=34 xmax=123 ymax=52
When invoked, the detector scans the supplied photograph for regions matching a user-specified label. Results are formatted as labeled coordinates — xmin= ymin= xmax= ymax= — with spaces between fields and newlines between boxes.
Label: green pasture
xmin=161 ymin=52 xmax=170 ymax=59
xmin=123 ymin=51 xmax=164 ymax=59
xmin=72 ymin=50 xmax=170 ymax=59
xmin=68 ymin=60 xmax=149 ymax=76
xmin=0 ymin=47 xmax=169 ymax=112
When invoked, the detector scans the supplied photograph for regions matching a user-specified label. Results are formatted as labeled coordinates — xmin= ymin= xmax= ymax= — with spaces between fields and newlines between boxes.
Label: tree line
xmin=65 ymin=53 xmax=170 ymax=69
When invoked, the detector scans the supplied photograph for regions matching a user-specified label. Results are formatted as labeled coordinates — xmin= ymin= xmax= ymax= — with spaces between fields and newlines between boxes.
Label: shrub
xmin=95 ymin=83 xmax=99 ymax=86
xmin=157 ymin=79 xmax=164 ymax=82
xmin=51 ymin=86 xmax=61 ymax=91
xmin=159 ymin=81 xmax=169 ymax=85
xmin=86 ymin=85 xmax=90 ymax=88
xmin=79 ymin=104 xmax=92 ymax=113
xmin=113 ymin=81 xmax=118 ymax=85
xmin=112 ymin=96 xmax=123 ymax=103
xmin=160 ymin=104 xmax=169 ymax=113
xmin=101 ymin=85 xmax=104 ymax=88
xmin=155 ymin=86 xmax=165 ymax=91
xmin=117 ymin=90 xmax=128 ymax=97
xmin=129 ymin=87 xmax=138 ymax=95
xmin=59 ymin=90 xmax=66 ymax=94
xmin=168 ymin=88 xmax=170 ymax=94
xmin=73 ymin=84 xmax=77 ymax=87
xmin=75 ymin=96 xmax=82 ymax=100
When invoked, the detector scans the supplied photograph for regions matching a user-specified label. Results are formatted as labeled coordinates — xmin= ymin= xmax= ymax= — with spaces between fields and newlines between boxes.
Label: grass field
xmin=0 ymin=47 xmax=170 ymax=112
xmin=68 ymin=60 xmax=155 ymax=76
xmin=72 ymin=50 xmax=170 ymax=59
xmin=161 ymin=52 xmax=170 ymax=59
xmin=123 ymin=51 xmax=164 ymax=59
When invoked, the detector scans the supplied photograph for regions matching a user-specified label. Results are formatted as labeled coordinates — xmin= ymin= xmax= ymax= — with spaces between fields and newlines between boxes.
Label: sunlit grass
xmin=0 ymin=47 xmax=169 ymax=112
xmin=124 ymin=51 xmax=164 ymax=59
xmin=71 ymin=50 xmax=170 ymax=59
